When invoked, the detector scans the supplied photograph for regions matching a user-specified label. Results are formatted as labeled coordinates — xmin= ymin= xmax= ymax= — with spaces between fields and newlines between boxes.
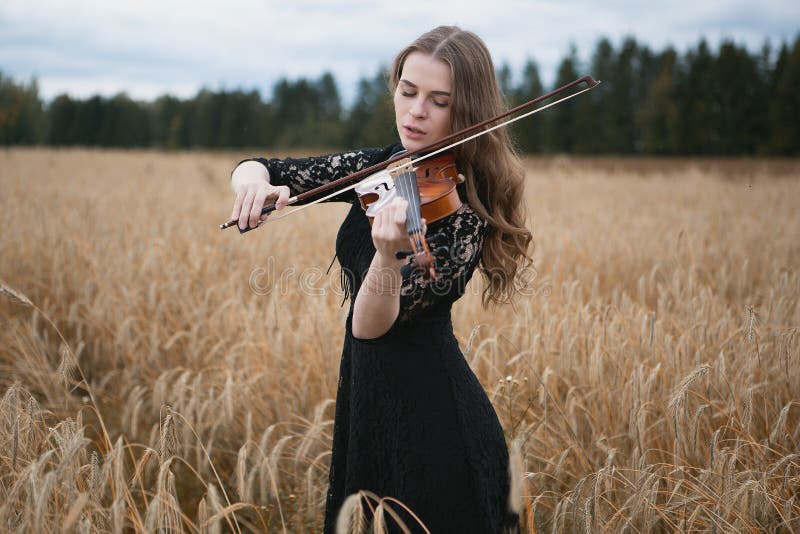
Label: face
xmin=393 ymin=52 xmax=452 ymax=152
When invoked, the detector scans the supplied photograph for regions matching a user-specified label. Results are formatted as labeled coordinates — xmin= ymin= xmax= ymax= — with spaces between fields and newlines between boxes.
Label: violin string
xmin=406 ymin=178 xmax=413 ymax=239
xmin=398 ymin=172 xmax=412 ymax=234
xmin=396 ymin=171 xmax=419 ymax=246
xmin=404 ymin=171 xmax=422 ymax=239
xmin=412 ymin=173 xmax=424 ymax=248
xmin=409 ymin=171 xmax=423 ymax=239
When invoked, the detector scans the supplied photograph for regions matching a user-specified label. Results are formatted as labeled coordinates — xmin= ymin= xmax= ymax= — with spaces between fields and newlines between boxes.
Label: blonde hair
xmin=390 ymin=26 xmax=533 ymax=305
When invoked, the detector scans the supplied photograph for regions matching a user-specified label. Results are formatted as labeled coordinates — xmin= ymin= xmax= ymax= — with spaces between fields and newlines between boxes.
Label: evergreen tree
xmin=768 ymin=35 xmax=800 ymax=154
xmin=345 ymin=68 xmax=396 ymax=148
xmin=575 ymin=37 xmax=614 ymax=153
xmin=99 ymin=93 xmax=151 ymax=147
xmin=633 ymin=45 xmax=661 ymax=152
xmin=637 ymin=48 xmax=680 ymax=154
xmin=312 ymin=72 xmax=345 ymax=147
xmin=714 ymin=40 xmax=767 ymax=154
xmin=678 ymin=39 xmax=716 ymax=154
xmin=2 ymin=33 xmax=796 ymax=154
xmin=547 ymin=45 xmax=580 ymax=153
xmin=0 ymin=72 xmax=44 ymax=144
xmin=218 ymin=89 xmax=262 ymax=148
xmin=608 ymin=37 xmax=640 ymax=153
xmin=272 ymin=78 xmax=318 ymax=146
xmin=512 ymin=60 xmax=545 ymax=153
xmin=47 ymin=95 xmax=77 ymax=145
xmin=72 ymin=96 xmax=104 ymax=145
xmin=152 ymin=95 xmax=184 ymax=149
xmin=316 ymin=72 xmax=342 ymax=121
xmin=496 ymin=62 xmax=514 ymax=100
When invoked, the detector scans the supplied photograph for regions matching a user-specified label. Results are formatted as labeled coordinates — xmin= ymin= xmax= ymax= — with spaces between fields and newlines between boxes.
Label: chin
xmin=400 ymin=138 xmax=425 ymax=152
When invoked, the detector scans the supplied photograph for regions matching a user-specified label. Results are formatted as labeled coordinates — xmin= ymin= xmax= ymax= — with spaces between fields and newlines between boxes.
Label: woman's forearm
xmin=352 ymin=252 xmax=405 ymax=339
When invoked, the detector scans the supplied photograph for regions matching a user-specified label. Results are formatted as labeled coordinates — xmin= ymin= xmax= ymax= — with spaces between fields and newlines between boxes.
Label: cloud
xmin=1 ymin=0 xmax=797 ymax=103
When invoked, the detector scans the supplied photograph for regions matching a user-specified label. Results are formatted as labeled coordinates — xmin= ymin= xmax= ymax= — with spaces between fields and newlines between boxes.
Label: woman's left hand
xmin=371 ymin=198 xmax=426 ymax=264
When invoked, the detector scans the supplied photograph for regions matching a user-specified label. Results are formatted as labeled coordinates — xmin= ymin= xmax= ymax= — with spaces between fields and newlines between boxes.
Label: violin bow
xmin=221 ymin=74 xmax=600 ymax=232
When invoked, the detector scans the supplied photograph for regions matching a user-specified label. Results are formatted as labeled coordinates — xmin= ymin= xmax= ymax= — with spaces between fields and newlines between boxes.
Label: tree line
xmin=1 ymin=34 xmax=798 ymax=155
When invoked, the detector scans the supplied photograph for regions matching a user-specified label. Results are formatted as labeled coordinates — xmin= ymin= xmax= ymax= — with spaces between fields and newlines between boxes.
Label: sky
xmin=1 ymin=0 xmax=798 ymax=106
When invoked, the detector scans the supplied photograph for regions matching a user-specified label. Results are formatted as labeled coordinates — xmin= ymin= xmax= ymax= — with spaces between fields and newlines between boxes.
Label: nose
xmin=409 ymin=96 xmax=426 ymax=118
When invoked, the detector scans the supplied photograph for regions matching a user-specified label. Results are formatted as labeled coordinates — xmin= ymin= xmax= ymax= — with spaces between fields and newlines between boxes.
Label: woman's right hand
xmin=230 ymin=161 xmax=291 ymax=230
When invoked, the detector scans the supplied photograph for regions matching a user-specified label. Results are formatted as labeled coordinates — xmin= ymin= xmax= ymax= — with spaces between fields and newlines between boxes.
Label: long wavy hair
xmin=390 ymin=26 xmax=534 ymax=305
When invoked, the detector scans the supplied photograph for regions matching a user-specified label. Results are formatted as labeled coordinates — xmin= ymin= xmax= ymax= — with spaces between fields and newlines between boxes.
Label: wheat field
xmin=0 ymin=147 xmax=798 ymax=533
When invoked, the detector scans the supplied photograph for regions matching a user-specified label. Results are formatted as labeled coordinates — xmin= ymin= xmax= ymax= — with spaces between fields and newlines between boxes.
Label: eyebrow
xmin=399 ymin=79 xmax=451 ymax=96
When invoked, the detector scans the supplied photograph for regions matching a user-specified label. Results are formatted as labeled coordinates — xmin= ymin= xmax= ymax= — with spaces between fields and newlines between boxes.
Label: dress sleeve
xmin=239 ymin=144 xmax=402 ymax=204
xmin=396 ymin=203 xmax=488 ymax=323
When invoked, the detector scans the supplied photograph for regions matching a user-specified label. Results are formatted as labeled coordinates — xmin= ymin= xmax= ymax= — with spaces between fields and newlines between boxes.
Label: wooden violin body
xmin=354 ymin=152 xmax=463 ymax=225
xmin=354 ymin=151 xmax=464 ymax=279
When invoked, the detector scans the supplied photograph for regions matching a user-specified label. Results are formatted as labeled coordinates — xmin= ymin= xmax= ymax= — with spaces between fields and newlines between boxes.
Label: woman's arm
xmin=230 ymin=145 xmax=402 ymax=231
xmin=352 ymin=198 xmax=417 ymax=340
xmin=352 ymin=252 xmax=405 ymax=339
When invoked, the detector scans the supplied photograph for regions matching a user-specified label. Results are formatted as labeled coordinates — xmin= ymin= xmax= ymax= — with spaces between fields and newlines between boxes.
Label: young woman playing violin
xmin=229 ymin=26 xmax=531 ymax=533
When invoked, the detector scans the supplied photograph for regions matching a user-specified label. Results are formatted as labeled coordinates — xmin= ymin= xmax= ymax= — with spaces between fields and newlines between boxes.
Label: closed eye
xmin=401 ymin=91 xmax=448 ymax=108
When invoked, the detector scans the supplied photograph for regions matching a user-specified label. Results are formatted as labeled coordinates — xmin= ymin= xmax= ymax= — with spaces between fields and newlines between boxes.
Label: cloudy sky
xmin=1 ymin=0 xmax=797 ymax=105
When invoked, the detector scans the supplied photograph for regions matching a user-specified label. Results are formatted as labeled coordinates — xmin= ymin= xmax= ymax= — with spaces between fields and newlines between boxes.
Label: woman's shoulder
xmin=434 ymin=201 xmax=488 ymax=234
xmin=362 ymin=142 xmax=406 ymax=165
xmin=455 ymin=201 xmax=484 ymax=221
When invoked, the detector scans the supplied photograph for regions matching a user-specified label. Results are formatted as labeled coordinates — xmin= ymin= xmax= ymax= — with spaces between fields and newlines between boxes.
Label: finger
xmin=239 ymin=189 xmax=256 ymax=230
xmin=251 ymin=186 xmax=269 ymax=228
xmin=247 ymin=202 xmax=261 ymax=228
xmin=275 ymin=186 xmax=291 ymax=210
xmin=230 ymin=191 xmax=244 ymax=221
xmin=392 ymin=197 xmax=408 ymax=210
xmin=257 ymin=186 xmax=280 ymax=223
xmin=388 ymin=200 xmax=403 ymax=228
xmin=392 ymin=200 xmax=407 ymax=227
xmin=376 ymin=205 xmax=396 ymax=244
xmin=385 ymin=197 xmax=405 ymax=226
xmin=372 ymin=205 xmax=385 ymax=236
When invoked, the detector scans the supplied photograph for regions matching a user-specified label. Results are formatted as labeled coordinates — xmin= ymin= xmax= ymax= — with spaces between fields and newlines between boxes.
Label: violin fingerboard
xmin=394 ymin=170 xmax=424 ymax=235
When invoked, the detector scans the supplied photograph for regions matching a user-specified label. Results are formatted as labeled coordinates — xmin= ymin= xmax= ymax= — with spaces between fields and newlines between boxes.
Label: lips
xmin=403 ymin=124 xmax=426 ymax=139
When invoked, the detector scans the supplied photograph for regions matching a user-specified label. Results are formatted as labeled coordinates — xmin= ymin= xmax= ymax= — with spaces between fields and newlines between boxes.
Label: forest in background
xmin=1 ymin=34 xmax=799 ymax=155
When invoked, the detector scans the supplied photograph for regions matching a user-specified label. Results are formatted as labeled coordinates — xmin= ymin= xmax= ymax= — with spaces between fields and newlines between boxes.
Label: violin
xmin=355 ymin=151 xmax=463 ymax=279
xmin=220 ymin=75 xmax=600 ymax=277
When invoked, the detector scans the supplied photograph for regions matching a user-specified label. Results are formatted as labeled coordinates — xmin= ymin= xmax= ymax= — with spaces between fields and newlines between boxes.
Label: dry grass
xmin=0 ymin=147 xmax=798 ymax=532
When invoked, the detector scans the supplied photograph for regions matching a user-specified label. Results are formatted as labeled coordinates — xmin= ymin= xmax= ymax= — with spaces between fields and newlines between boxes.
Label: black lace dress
xmin=245 ymin=145 xmax=518 ymax=533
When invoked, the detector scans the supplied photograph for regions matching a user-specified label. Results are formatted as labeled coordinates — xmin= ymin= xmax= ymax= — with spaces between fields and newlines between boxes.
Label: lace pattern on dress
xmin=397 ymin=203 xmax=487 ymax=322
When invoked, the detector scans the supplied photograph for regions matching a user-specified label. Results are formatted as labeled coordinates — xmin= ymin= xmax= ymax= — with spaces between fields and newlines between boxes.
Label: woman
xmin=230 ymin=26 xmax=531 ymax=533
